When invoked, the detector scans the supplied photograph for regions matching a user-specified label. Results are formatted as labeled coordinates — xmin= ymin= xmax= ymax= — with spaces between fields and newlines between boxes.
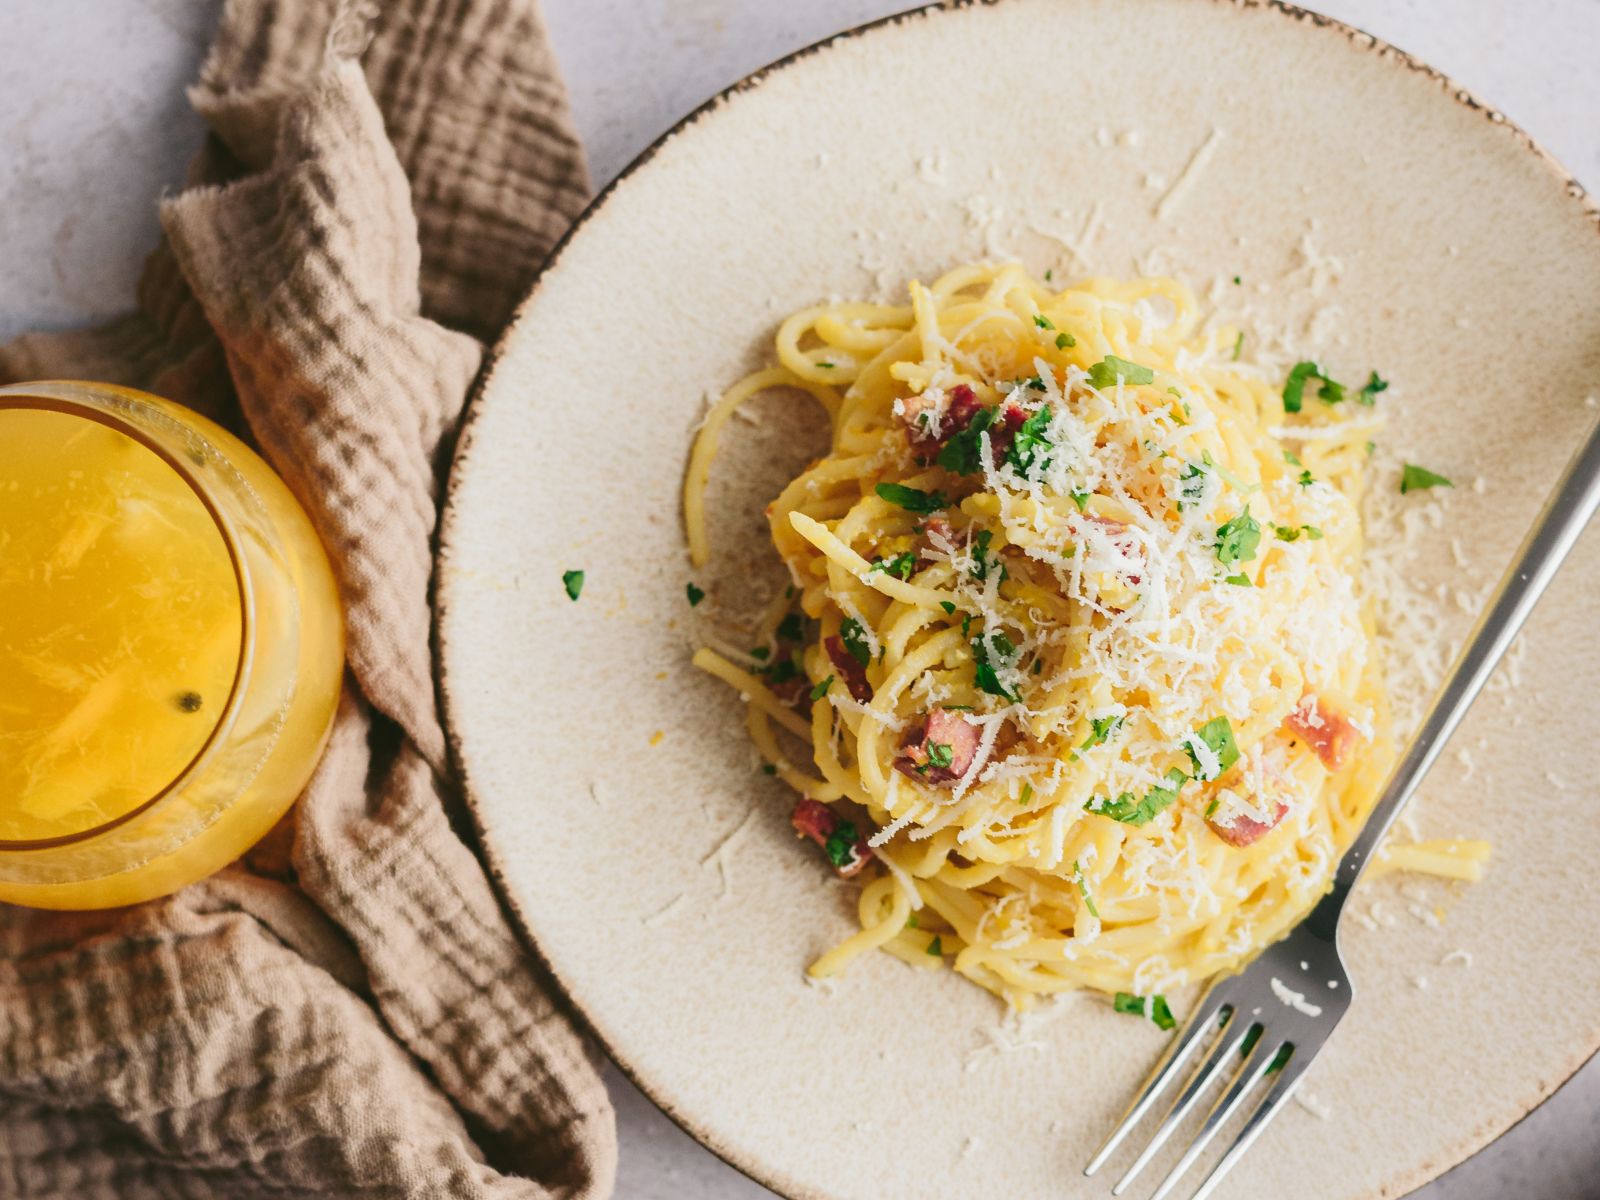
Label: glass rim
xmin=0 ymin=386 xmax=257 ymax=851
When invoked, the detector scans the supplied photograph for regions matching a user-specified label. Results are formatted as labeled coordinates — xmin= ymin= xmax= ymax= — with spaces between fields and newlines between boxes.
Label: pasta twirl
xmin=687 ymin=261 xmax=1483 ymax=1010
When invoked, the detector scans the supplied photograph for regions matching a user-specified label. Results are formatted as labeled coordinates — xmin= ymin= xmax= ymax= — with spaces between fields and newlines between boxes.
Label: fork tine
xmin=1082 ymin=985 xmax=1231 ymax=1177
xmin=1109 ymin=1014 xmax=1254 ymax=1195
xmin=1145 ymin=1037 xmax=1285 ymax=1200
xmin=1183 ymin=1047 xmax=1311 ymax=1200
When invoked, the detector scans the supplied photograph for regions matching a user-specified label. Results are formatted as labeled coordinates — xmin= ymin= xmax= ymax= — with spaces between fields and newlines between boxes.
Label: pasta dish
xmin=686 ymin=262 xmax=1483 ymax=1011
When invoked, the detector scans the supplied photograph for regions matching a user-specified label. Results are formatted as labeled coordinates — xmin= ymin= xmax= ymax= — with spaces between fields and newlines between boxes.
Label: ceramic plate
xmin=437 ymin=2 xmax=1600 ymax=1196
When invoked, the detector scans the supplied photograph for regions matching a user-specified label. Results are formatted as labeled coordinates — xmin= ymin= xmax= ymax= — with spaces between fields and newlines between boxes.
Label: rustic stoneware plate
xmin=437 ymin=2 xmax=1600 ymax=1196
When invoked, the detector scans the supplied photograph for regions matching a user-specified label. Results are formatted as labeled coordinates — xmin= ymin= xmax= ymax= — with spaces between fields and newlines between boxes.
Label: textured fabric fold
xmin=0 ymin=2 xmax=612 ymax=1198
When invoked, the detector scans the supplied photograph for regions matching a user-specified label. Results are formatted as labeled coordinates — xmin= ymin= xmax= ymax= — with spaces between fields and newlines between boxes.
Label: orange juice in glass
xmin=0 ymin=380 xmax=344 ymax=909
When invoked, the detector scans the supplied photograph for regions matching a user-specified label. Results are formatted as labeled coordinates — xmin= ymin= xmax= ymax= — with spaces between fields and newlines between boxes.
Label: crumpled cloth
xmin=0 ymin=1 xmax=616 ymax=1197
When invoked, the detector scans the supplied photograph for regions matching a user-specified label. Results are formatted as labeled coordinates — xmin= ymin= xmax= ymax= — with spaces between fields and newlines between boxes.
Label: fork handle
xmin=1306 ymin=415 xmax=1600 ymax=939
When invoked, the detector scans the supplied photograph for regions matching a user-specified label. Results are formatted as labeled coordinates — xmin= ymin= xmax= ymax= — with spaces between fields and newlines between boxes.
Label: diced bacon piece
xmin=791 ymin=798 xmax=873 ymax=876
xmin=1207 ymin=799 xmax=1288 ymax=847
xmin=1283 ymin=694 xmax=1360 ymax=771
xmin=894 ymin=707 xmax=980 ymax=785
xmin=900 ymin=383 xmax=982 ymax=452
xmin=825 ymin=636 xmax=871 ymax=701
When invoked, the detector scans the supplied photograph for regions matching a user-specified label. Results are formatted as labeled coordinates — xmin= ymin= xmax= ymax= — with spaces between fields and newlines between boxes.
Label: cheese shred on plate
xmin=685 ymin=261 xmax=1487 ymax=1009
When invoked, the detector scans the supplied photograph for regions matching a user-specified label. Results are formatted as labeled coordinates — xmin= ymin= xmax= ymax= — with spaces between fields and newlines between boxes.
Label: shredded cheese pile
xmin=687 ymin=261 xmax=1486 ymax=1009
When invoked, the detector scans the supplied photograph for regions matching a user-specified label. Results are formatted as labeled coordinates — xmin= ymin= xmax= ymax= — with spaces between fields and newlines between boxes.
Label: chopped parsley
xmin=1177 ymin=461 xmax=1211 ymax=510
xmin=809 ymin=675 xmax=834 ymax=701
xmin=1033 ymin=313 xmax=1056 ymax=330
xmin=937 ymin=405 xmax=999 ymax=474
xmin=1232 ymin=331 xmax=1244 ymax=361
xmin=927 ymin=936 xmax=944 ymax=956
xmin=686 ymin=581 xmax=706 ymax=607
xmin=1094 ymin=768 xmax=1187 ymax=826
xmin=1019 ymin=783 xmax=1034 ymax=805
xmin=1056 ymin=331 xmax=1076 ymax=350
xmin=749 ymin=646 xmax=770 ymax=661
xmin=1069 ymin=490 xmax=1090 ymax=512
xmin=971 ymin=632 xmax=1021 ymax=702
xmin=1358 ymin=371 xmax=1389 ymax=406
xmin=562 ymin=570 xmax=584 ymax=601
xmin=875 ymin=481 xmax=947 ymax=513
xmin=823 ymin=821 xmax=861 ymax=869
xmin=1214 ymin=505 xmax=1262 ymax=566
xmin=777 ymin=613 xmax=804 ymax=641
xmin=1005 ymin=405 xmax=1055 ymax=478
xmin=1272 ymin=523 xmax=1323 ymax=542
xmin=970 ymin=528 xmax=997 ymax=581
xmin=818 ymin=361 xmax=834 ymax=369
xmin=1081 ymin=714 xmax=1123 ymax=750
xmin=766 ymin=658 xmax=799 ymax=686
xmin=1073 ymin=860 xmax=1101 ymax=918
xmin=761 ymin=763 xmax=778 ymax=776
xmin=1223 ymin=573 xmax=1252 ymax=586
xmin=1114 ymin=992 xmax=1176 ymax=1031
xmin=1282 ymin=449 xmax=1302 ymax=466
xmin=1282 ymin=361 xmax=1345 ymax=413
xmin=1400 ymin=463 xmax=1454 ymax=494
xmin=839 ymin=617 xmax=871 ymax=666
xmin=1044 ymin=268 xmax=1054 ymax=281
xmin=1232 ymin=274 xmax=1242 ymax=285
xmin=1186 ymin=716 xmax=1240 ymax=781
xmin=925 ymin=742 xmax=954 ymax=770
xmin=1087 ymin=355 xmax=1154 ymax=390
xmin=939 ymin=600 xmax=957 ymax=614
xmin=869 ymin=551 xmax=917 ymax=580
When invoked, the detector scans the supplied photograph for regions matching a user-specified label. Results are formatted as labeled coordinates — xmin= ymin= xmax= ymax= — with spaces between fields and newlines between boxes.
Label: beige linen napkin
xmin=0 ymin=2 xmax=616 ymax=1197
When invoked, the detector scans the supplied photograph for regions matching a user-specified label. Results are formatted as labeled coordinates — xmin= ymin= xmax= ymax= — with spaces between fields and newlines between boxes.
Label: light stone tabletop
xmin=3 ymin=1 xmax=1598 ymax=1196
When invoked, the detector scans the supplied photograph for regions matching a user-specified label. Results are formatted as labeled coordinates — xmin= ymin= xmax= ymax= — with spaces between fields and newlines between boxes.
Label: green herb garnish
xmin=1094 ymin=769 xmax=1187 ymax=826
xmin=870 ymin=551 xmax=917 ymax=580
xmin=925 ymin=742 xmax=954 ymax=770
xmin=940 ymin=600 xmax=957 ymax=614
xmin=1087 ymin=356 xmax=1155 ymax=390
xmin=1069 ymin=490 xmax=1090 ymax=512
xmin=761 ymin=764 xmax=778 ymax=776
xmin=876 ymin=481 xmax=947 ymax=513
xmin=1056 ymin=331 xmax=1076 ymax=350
xmin=1232 ymin=331 xmax=1244 ymax=361
xmin=562 ymin=570 xmax=584 ymax=601
xmin=1186 ymin=716 xmax=1240 ymax=781
xmin=937 ymin=405 xmax=999 ymax=475
xmin=1006 ymin=406 xmax=1055 ymax=479
xmin=839 ymin=617 xmax=871 ymax=667
xmin=1033 ymin=314 xmax=1056 ymax=330
xmin=1214 ymin=505 xmax=1261 ymax=566
xmin=1223 ymin=573 xmax=1252 ymax=586
xmin=809 ymin=676 xmax=834 ymax=701
xmin=777 ymin=613 xmax=804 ymax=641
xmin=1272 ymin=523 xmax=1323 ymax=542
xmin=1114 ymin=992 xmax=1176 ymax=1031
xmin=970 ymin=528 xmax=997 ymax=582
xmin=1400 ymin=463 xmax=1453 ymax=494
xmin=1081 ymin=714 xmax=1123 ymax=750
xmin=686 ymin=582 xmax=706 ymax=607
xmin=823 ymin=821 xmax=861 ymax=869
xmin=1073 ymin=861 xmax=1101 ymax=918
xmin=176 ymin=691 xmax=204 ymax=713
xmin=1358 ymin=371 xmax=1388 ymax=406
xmin=1282 ymin=361 xmax=1344 ymax=413
xmin=927 ymin=936 xmax=944 ymax=956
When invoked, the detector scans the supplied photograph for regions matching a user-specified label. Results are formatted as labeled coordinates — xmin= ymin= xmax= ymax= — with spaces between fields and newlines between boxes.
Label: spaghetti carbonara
xmin=687 ymin=261 xmax=1483 ymax=1011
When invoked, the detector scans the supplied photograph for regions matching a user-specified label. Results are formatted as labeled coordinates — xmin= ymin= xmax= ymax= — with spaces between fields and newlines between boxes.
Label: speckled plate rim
xmin=436 ymin=3 xmax=1600 ymax=1196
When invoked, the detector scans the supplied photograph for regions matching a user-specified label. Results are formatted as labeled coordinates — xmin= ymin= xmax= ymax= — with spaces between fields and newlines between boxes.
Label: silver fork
xmin=1084 ymin=416 xmax=1600 ymax=1200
